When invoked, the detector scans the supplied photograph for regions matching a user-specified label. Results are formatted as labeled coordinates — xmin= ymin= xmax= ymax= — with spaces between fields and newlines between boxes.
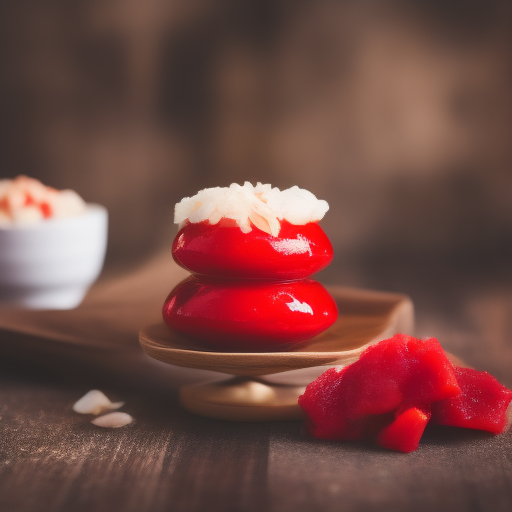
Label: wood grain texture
xmin=1 ymin=256 xmax=512 ymax=512
xmin=0 ymin=374 xmax=270 ymax=512
xmin=1 ymin=353 xmax=512 ymax=512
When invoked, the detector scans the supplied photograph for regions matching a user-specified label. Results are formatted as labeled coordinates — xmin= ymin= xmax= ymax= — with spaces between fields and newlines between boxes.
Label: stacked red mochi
xmin=299 ymin=334 xmax=512 ymax=452
xmin=163 ymin=183 xmax=338 ymax=352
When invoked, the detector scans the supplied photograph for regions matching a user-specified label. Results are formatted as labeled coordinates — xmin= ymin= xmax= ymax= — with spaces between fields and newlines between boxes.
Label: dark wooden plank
xmin=0 ymin=371 xmax=270 ymax=512
xmin=267 ymin=422 xmax=512 ymax=512
xmin=1 ymin=275 xmax=512 ymax=512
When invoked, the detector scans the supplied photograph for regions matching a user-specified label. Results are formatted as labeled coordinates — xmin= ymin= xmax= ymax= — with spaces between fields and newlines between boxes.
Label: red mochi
xmin=431 ymin=367 xmax=512 ymax=434
xmin=163 ymin=276 xmax=338 ymax=352
xmin=172 ymin=219 xmax=333 ymax=280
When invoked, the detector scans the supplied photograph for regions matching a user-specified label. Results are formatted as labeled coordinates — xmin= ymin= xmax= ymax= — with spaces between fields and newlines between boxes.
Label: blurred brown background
xmin=1 ymin=0 xmax=511 ymax=308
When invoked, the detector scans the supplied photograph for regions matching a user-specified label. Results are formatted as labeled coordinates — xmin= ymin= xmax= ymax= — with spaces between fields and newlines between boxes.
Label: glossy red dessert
xmin=163 ymin=276 xmax=338 ymax=351
xmin=299 ymin=334 xmax=512 ymax=452
xmin=166 ymin=183 xmax=336 ymax=352
xmin=172 ymin=219 xmax=333 ymax=280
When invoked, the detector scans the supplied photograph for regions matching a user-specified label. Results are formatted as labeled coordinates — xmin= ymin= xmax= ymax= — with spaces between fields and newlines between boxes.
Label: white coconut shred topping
xmin=73 ymin=390 xmax=125 ymax=415
xmin=174 ymin=182 xmax=329 ymax=237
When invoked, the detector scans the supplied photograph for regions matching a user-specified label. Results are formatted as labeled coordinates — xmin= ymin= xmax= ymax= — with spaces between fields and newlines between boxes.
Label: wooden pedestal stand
xmin=139 ymin=286 xmax=414 ymax=422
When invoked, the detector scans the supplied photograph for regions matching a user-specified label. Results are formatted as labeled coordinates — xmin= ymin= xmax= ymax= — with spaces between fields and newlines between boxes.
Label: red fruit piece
xmin=431 ymin=367 xmax=512 ymax=434
xmin=298 ymin=367 xmax=356 ymax=440
xmin=376 ymin=407 xmax=431 ymax=453
xmin=172 ymin=219 xmax=333 ymax=280
xmin=298 ymin=366 xmax=393 ymax=441
xmin=299 ymin=334 xmax=460 ymax=446
xmin=40 ymin=202 xmax=52 ymax=218
xmin=330 ymin=334 xmax=460 ymax=419
xmin=163 ymin=276 xmax=338 ymax=352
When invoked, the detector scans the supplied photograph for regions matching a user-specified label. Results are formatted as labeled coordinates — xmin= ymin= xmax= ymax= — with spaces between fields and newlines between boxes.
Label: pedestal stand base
xmin=180 ymin=377 xmax=306 ymax=421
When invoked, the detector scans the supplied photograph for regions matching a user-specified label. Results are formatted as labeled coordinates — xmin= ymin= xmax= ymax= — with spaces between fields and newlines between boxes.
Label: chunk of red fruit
xmin=300 ymin=333 xmax=512 ymax=452
xmin=325 ymin=334 xmax=459 ymax=419
xmin=376 ymin=407 xmax=431 ymax=453
xmin=299 ymin=367 xmax=356 ymax=440
xmin=431 ymin=367 xmax=512 ymax=434
xmin=298 ymin=334 xmax=459 ymax=444
xmin=40 ymin=202 xmax=52 ymax=218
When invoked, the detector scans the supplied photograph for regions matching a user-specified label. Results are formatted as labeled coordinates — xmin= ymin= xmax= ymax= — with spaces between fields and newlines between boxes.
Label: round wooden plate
xmin=139 ymin=286 xmax=414 ymax=421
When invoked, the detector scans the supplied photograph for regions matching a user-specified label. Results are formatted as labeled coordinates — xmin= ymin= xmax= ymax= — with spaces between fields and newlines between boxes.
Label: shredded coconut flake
xmin=73 ymin=390 xmax=125 ymax=415
xmin=174 ymin=182 xmax=328 ymax=237
xmin=91 ymin=412 xmax=133 ymax=428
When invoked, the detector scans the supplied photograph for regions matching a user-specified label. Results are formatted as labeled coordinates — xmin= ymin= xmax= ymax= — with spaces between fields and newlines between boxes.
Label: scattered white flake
xmin=91 ymin=412 xmax=133 ymax=428
xmin=73 ymin=390 xmax=125 ymax=415
xmin=174 ymin=182 xmax=328 ymax=237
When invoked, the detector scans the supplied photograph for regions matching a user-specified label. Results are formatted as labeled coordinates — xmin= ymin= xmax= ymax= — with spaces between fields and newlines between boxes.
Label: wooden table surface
xmin=1 ymin=260 xmax=512 ymax=512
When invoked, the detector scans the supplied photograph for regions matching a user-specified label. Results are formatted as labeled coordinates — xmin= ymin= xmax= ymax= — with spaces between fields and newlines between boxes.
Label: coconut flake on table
xmin=174 ymin=182 xmax=329 ymax=237
xmin=91 ymin=412 xmax=133 ymax=428
xmin=0 ymin=175 xmax=87 ymax=227
xmin=73 ymin=390 xmax=125 ymax=415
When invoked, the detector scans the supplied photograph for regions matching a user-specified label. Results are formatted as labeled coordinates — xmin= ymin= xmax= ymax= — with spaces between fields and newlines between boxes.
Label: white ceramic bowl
xmin=0 ymin=204 xmax=108 ymax=309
